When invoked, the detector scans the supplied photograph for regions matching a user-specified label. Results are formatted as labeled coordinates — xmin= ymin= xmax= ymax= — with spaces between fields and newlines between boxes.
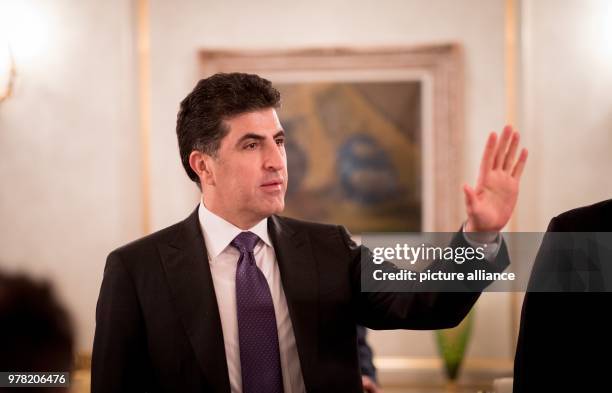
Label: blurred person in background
xmin=0 ymin=270 xmax=74 ymax=392
xmin=514 ymin=199 xmax=612 ymax=392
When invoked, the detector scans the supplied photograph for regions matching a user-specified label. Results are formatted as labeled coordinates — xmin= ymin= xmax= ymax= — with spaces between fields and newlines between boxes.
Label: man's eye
xmin=275 ymin=138 xmax=285 ymax=146
xmin=245 ymin=142 xmax=258 ymax=150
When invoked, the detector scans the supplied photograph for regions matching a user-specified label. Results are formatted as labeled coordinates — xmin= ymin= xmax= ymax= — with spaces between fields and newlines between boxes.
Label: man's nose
xmin=263 ymin=142 xmax=285 ymax=171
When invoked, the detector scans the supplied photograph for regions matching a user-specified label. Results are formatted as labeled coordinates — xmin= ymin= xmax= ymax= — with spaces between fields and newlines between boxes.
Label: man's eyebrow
xmin=236 ymin=133 xmax=265 ymax=145
xmin=235 ymin=130 xmax=285 ymax=145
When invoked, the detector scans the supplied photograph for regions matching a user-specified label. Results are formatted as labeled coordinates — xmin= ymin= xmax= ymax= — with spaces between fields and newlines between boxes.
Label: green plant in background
xmin=435 ymin=309 xmax=474 ymax=381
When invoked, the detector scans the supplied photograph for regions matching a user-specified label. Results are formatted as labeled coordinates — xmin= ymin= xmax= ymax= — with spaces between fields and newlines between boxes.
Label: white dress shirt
xmin=198 ymin=202 xmax=306 ymax=393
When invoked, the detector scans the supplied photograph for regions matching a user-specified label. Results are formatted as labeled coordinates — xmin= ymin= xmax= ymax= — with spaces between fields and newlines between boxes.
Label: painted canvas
xmin=277 ymin=81 xmax=422 ymax=233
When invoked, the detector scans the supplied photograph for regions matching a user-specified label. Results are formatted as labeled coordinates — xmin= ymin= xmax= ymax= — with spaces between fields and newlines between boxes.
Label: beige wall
xmin=518 ymin=0 xmax=612 ymax=231
xmin=0 ymin=0 xmax=141 ymax=352
xmin=0 ymin=0 xmax=610 ymax=385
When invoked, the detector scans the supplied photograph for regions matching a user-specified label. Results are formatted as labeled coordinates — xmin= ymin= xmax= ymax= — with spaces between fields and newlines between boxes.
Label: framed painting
xmin=199 ymin=45 xmax=464 ymax=232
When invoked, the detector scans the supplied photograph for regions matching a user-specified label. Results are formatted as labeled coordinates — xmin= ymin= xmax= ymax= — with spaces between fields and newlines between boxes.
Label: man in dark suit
xmin=514 ymin=199 xmax=612 ymax=392
xmin=92 ymin=72 xmax=528 ymax=393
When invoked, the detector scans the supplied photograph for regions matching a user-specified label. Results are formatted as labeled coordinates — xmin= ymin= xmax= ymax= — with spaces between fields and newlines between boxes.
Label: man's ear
xmin=189 ymin=151 xmax=215 ymax=186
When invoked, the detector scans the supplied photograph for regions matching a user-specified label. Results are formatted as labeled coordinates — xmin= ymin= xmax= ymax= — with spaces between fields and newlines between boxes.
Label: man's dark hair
xmin=0 ymin=271 xmax=74 ymax=372
xmin=176 ymin=72 xmax=281 ymax=184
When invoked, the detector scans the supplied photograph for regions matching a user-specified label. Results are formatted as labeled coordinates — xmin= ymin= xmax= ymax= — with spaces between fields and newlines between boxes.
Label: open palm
xmin=464 ymin=126 xmax=528 ymax=233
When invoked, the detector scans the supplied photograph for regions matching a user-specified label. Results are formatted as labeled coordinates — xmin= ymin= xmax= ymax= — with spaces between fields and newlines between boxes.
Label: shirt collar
xmin=198 ymin=200 xmax=272 ymax=259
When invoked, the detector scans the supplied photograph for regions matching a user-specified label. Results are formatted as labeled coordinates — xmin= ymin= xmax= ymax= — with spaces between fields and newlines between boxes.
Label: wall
xmin=519 ymin=0 xmax=612 ymax=231
xmin=0 ymin=0 xmax=141 ymax=351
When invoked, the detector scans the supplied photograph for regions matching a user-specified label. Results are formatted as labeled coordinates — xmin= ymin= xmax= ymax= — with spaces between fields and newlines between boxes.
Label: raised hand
xmin=464 ymin=125 xmax=528 ymax=233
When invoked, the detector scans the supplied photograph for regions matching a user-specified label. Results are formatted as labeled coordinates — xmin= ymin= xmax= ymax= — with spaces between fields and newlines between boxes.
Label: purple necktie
xmin=231 ymin=231 xmax=284 ymax=393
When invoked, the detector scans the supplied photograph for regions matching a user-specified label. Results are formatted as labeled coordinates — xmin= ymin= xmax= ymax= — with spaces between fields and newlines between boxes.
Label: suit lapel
xmin=268 ymin=216 xmax=319 ymax=390
xmin=158 ymin=208 xmax=231 ymax=392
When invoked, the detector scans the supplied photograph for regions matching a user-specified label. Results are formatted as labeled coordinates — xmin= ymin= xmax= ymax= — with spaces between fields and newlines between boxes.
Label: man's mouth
xmin=260 ymin=179 xmax=284 ymax=192
xmin=261 ymin=179 xmax=283 ymax=187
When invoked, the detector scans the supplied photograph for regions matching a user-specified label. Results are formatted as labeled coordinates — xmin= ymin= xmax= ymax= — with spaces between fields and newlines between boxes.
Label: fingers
xmin=511 ymin=148 xmax=528 ymax=179
xmin=502 ymin=132 xmax=520 ymax=171
xmin=479 ymin=132 xmax=498 ymax=174
xmin=492 ymin=125 xmax=513 ymax=169
xmin=485 ymin=125 xmax=525 ymax=175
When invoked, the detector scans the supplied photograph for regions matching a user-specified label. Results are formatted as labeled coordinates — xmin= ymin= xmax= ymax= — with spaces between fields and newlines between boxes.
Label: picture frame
xmin=199 ymin=45 xmax=464 ymax=232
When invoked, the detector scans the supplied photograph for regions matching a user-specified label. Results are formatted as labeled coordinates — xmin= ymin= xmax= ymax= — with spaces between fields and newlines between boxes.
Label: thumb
xmin=463 ymin=184 xmax=477 ymax=214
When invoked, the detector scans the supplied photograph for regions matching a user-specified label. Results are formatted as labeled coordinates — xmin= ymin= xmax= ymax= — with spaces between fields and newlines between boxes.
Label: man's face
xmin=204 ymin=107 xmax=288 ymax=226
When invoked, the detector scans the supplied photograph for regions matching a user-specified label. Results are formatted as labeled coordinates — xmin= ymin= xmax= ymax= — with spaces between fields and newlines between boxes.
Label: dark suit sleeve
xmin=513 ymin=217 xmax=562 ymax=393
xmin=525 ymin=216 xmax=573 ymax=291
xmin=514 ymin=210 xmax=612 ymax=392
xmin=339 ymin=226 xmax=509 ymax=330
xmin=514 ymin=216 xmax=575 ymax=392
xmin=526 ymin=216 xmax=606 ymax=292
xmin=356 ymin=325 xmax=377 ymax=382
xmin=92 ymin=251 xmax=151 ymax=393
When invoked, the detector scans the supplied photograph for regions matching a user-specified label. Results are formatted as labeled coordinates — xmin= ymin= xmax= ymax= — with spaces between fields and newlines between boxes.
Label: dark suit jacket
xmin=514 ymin=199 xmax=612 ymax=392
xmin=92 ymin=208 xmax=506 ymax=393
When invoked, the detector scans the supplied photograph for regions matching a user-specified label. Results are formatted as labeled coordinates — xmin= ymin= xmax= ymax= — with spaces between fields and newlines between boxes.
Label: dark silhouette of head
xmin=0 ymin=271 xmax=74 ymax=381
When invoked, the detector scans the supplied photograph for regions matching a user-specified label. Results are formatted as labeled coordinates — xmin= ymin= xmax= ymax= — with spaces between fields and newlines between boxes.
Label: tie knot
xmin=231 ymin=231 xmax=259 ymax=253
